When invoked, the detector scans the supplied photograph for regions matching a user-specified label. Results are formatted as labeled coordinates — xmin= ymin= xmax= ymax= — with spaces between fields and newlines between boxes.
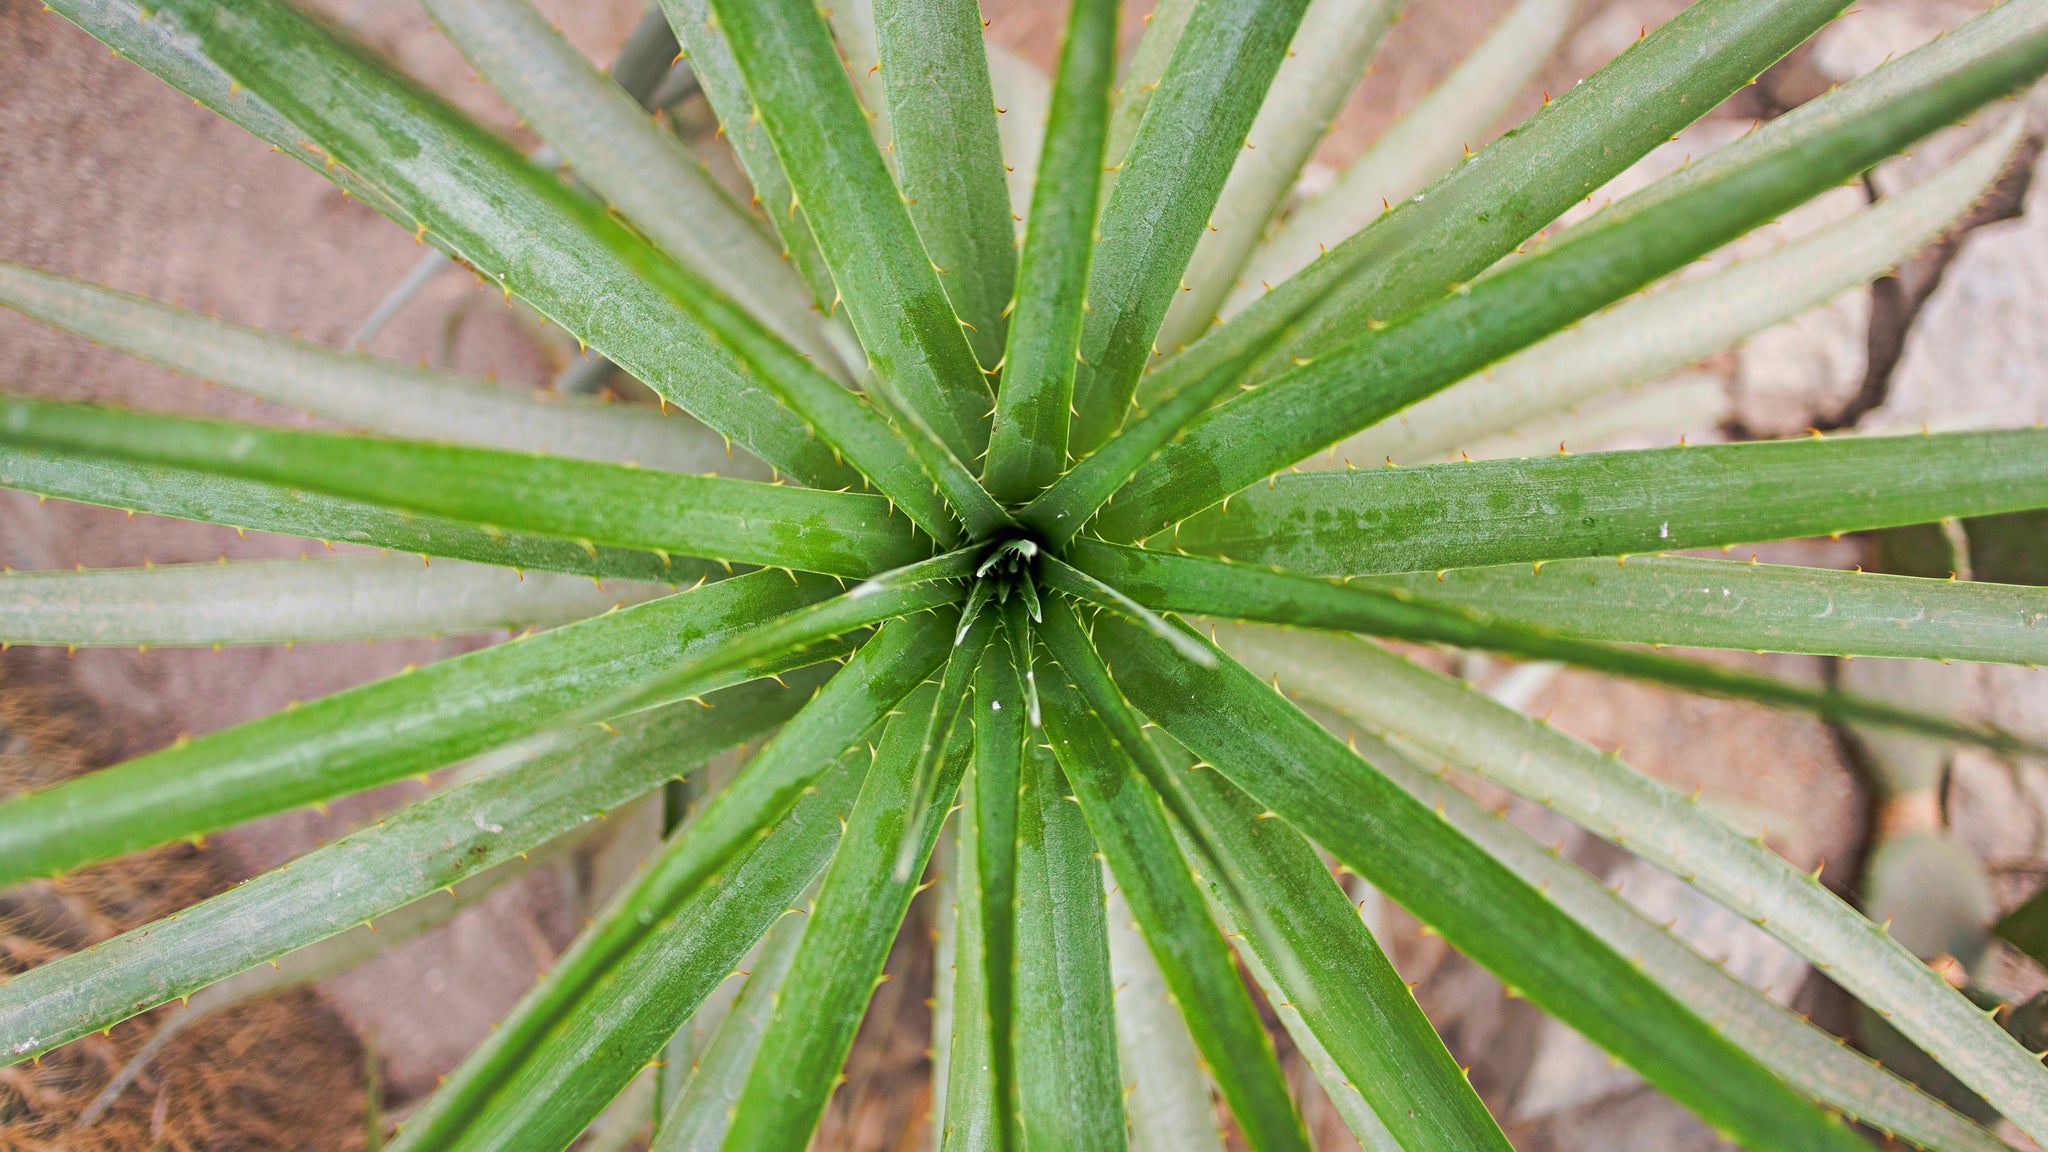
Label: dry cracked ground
xmin=1 ymin=0 xmax=2045 ymax=1148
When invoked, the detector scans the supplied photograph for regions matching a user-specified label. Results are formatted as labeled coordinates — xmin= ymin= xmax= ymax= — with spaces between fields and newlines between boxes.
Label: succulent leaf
xmin=1219 ymin=623 xmax=2048 ymax=1141
xmin=0 ymin=399 xmax=933 ymax=578
xmin=421 ymin=0 xmax=846 ymax=374
xmin=0 ymin=261 xmax=747 ymax=473
xmin=981 ymin=0 xmax=1120 ymax=504
xmin=1096 ymin=616 xmax=1874 ymax=1152
xmin=1066 ymin=0 xmax=1313 ymax=457
xmin=0 ymin=569 xmax=843 ymax=884
xmin=1357 ymin=555 xmax=2048 ymax=665
xmin=0 ymin=672 xmax=819 ymax=1064
xmin=0 ymin=555 xmax=662 ymax=648
xmin=873 ymin=0 xmax=1018 ymax=369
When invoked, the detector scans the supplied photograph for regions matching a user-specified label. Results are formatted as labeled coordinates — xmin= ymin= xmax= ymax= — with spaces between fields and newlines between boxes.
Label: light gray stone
xmin=1870 ymin=143 xmax=2048 ymax=432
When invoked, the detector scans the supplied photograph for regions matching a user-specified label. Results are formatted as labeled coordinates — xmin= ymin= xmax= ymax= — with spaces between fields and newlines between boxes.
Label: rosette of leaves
xmin=2 ymin=0 xmax=2048 ymax=1150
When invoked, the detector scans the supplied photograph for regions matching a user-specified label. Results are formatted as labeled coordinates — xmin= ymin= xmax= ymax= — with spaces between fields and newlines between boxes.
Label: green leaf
xmin=1102 ymin=0 xmax=1195 ymax=173
xmin=418 ymin=744 xmax=868 ymax=1152
xmin=601 ymin=548 xmax=975 ymax=720
xmin=874 ymin=0 xmax=1017 ymax=369
xmin=650 ymin=899 xmax=813 ymax=1152
xmin=1092 ymin=616 xmax=1872 ymax=1152
xmin=1039 ymin=554 xmax=1216 ymax=667
xmin=391 ymin=615 xmax=950 ymax=1152
xmin=0 ymin=446 xmax=689 ymax=583
xmin=706 ymin=0 xmax=1006 ymax=536
xmin=0 ymin=672 xmax=818 ymax=1066
xmin=0 ymin=399 xmax=933 ymax=579
xmin=959 ymin=634 xmax=1027 ymax=1152
xmin=1218 ymin=622 xmax=2048 ymax=1146
xmin=1120 ymin=0 xmax=1850 ymax=425
xmin=1282 ymin=696 xmax=2015 ymax=1152
xmin=1012 ymin=713 xmax=1126 ymax=1152
xmin=1066 ymin=0 xmax=1312 ymax=457
xmin=1357 ymin=556 xmax=2048 ymax=665
xmin=899 ymin=606 xmax=999 ymax=880
xmin=1337 ymin=113 xmax=2024 ymax=467
xmin=1158 ymin=752 xmax=1514 ymax=1152
xmin=658 ymin=0 xmax=839 ymax=316
xmin=1096 ymin=14 xmax=2048 ymax=540
xmin=1035 ymin=601 xmax=1312 ymax=1152
xmin=1167 ymin=429 xmax=2048 ymax=575
xmin=417 ymin=0 xmax=845 ymax=375
xmin=1218 ymin=900 xmax=1401 ymax=1152
xmin=1237 ymin=0 xmax=1868 ymax=390
xmin=1154 ymin=0 xmax=1400 ymax=353
xmin=75 ymin=0 xmax=874 ymax=496
xmin=981 ymin=0 xmax=1120 ymax=505
xmin=938 ymin=767 xmax=1002 ymax=1152
xmin=719 ymin=681 xmax=975 ymax=1152
xmin=0 ymin=568 xmax=841 ymax=885
xmin=1068 ymin=541 xmax=2041 ymax=756
xmin=0 ymin=261 xmax=746 ymax=474
xmin=823 ymin=0 xmax=894 ymax=153
xmin=0 ymin=555 xmax=657 ymax=648
xmin=1226 ymin=0 xmax=1576 ymax=320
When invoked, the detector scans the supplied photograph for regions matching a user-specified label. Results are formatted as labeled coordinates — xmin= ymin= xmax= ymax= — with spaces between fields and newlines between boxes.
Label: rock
xmin=1566 ymin=0 xmax=1696 ymax=78
xmin=1732 ymin=286 xmax=1869 ymax=436
xmin=1810 ymin=1 xmax=1995 ymax=87
xmin=1870 ymin=142 xmax=2048 ymax=431
xmin=1539 ymin=1083 xmax=1737 ymax=1151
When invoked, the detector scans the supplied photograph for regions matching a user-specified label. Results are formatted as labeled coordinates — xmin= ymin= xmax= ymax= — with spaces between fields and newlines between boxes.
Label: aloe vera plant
xmin=4 ymin=0 xmax=2048 ymax=1149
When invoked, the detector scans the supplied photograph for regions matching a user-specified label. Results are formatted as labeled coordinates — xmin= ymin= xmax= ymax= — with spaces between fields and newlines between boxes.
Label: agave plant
xmin=3 ymin=0 xmax=2048 ymax=1147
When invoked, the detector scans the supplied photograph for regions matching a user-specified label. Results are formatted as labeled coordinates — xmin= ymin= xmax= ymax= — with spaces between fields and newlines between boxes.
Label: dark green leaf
xmin=1966 ymin=509 xmax=2048 ymax=587
xmin=0 ymin=569 xmax=841 ymax=884
xmin=1093 ymin=616 xmax=1871 ymax=1152
xmin=0 ymin=673 xmax=819 ymax=1066
xmin=1066 ymin=0 xmax=1311 ymax=456
xmin=0 ymin=399 xmax=933 ymax=579
xmin=1997 ymin=885 xmax=2048 ymax=970
xmin=874 ymin=0 xmax=1018 ymax=368
xmin=718 ymin=681 xmax=975 ymax=1151
xmin=1036 ymin=602 xmax=1311 ymax=1152
xmin=1069 ymin=540 xmax=2042 ymax=756
xmin=390 ymin=615 xmax=951 ymax=1152
xmin=981 ymin=0 xmax=1120 ymax=504
xmin=1167 ymin=430 xmax=2048 ymax=576
xmin=1012 ymin=701 xmax=1125 ymax=1152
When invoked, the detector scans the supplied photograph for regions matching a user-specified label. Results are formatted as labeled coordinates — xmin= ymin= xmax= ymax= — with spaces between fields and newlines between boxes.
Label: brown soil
xmin=0 ymin=651 xmax=368 ymax=1152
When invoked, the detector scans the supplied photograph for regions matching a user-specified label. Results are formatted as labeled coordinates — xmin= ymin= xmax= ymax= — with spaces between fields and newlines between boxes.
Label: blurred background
xmin=1 ymin=0 xmax=2045 ymax=1147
